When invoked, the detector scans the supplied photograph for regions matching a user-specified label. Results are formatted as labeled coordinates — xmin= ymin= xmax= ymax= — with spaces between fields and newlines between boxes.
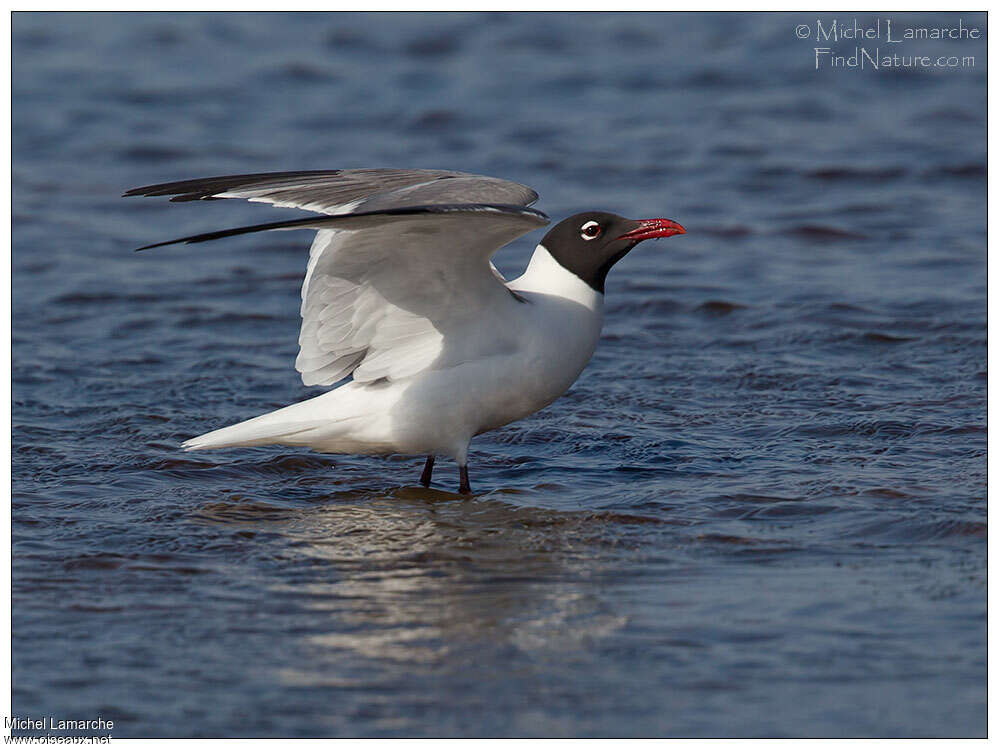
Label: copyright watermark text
xmin=4 ymin=717 xmax=112 ymax=744
xmin=794 ymin=17 xmax=982 ymax=70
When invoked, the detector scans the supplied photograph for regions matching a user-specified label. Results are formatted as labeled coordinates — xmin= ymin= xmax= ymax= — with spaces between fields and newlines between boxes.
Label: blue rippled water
xmin=13 ymin=12 xmax=986 ymax=737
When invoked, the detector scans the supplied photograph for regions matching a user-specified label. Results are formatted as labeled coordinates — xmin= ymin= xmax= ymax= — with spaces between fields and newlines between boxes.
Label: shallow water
xmin=12 ymin=12 xmax=986 ymax=737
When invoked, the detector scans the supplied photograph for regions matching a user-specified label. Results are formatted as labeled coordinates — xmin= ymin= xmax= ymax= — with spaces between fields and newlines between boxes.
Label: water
xmin=12 ymin=12 xmax=986 ymax=737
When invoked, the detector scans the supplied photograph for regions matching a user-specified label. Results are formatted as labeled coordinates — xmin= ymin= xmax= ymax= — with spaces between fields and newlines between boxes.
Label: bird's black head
xmin=540 ymin=211 xmax=686 ymax=293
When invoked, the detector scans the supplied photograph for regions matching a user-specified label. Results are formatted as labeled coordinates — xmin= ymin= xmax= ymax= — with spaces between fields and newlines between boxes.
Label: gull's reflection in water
xmin=194 ymin=483 xmax=629 ymax=689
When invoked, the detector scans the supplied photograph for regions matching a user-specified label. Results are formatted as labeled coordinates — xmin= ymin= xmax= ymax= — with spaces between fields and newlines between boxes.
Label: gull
xmin=126 ymin=169 xmax=685 ymax=493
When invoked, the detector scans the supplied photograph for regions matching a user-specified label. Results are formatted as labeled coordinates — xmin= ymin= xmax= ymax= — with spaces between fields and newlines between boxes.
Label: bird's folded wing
xmin=129 ymin=202 xmax=549 ymax=386
xmin=124 ymin=168 xmax=539 ymax=214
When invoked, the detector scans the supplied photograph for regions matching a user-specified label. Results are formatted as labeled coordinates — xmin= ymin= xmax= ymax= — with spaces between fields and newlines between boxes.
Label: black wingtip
xmin=122 ymin=170 xmax=346 ymax=203
xmin=134 ymin=240 xmax=175 ymax=252
xmin=132 ymin=215 xmax=328 ymax=252
xmin=135 ymin=237 xmax=190 ymax=251
xmin=131 ymin=203 xmax=548 ymax=253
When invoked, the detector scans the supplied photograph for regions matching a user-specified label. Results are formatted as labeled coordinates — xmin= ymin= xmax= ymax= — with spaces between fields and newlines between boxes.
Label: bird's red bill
xmin=616 ymin=218 xmax=686 ymax=242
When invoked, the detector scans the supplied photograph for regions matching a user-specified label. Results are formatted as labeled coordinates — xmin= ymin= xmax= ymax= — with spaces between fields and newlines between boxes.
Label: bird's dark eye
xmin=580 ymin=221 xmax=602 ymax=240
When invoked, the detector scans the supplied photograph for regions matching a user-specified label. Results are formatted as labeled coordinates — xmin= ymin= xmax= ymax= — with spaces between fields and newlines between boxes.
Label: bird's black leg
xmin=420 ymin=455 xmax=435 ymax=487
xmin=458 ymin=464 xmax=471 ymax=495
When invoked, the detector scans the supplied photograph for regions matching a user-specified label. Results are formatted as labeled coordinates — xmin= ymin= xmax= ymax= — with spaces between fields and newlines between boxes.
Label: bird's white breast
xmin=480 ymin=244 xmax=605 ymax=426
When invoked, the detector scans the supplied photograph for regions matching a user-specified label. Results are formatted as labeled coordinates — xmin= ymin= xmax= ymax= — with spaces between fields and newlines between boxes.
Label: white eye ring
xmin=580 ymin=220 xmax=602 ymax=240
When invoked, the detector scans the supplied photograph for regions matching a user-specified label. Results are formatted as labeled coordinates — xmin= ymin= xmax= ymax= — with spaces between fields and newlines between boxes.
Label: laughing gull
xmin=126 ymin=169 xmax=685 ymax=493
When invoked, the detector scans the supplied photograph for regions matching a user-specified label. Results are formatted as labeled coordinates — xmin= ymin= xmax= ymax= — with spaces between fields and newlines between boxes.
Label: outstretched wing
xmin=124 ymin=168 xmax=539 ymax=214
xmin=126 ymin=170 xmax=548 ymax=386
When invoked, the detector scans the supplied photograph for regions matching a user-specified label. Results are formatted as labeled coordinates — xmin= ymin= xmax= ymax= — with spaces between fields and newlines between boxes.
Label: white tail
xmin=182 ymin=398 xmax=330 ymax=450
xmin=180 ymin=381 xmax=403 ymax=454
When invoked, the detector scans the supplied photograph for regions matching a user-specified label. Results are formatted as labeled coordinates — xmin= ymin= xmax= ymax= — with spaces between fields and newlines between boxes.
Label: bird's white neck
xmin=512 ymin=245 xmax=604 ymax=313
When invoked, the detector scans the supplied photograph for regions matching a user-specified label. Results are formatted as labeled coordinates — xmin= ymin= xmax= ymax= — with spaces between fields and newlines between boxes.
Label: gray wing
xmin=124 ymin=168 xmax=539 ymax=215
xmin=127 ymin=170 xmax=549 ymax=386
